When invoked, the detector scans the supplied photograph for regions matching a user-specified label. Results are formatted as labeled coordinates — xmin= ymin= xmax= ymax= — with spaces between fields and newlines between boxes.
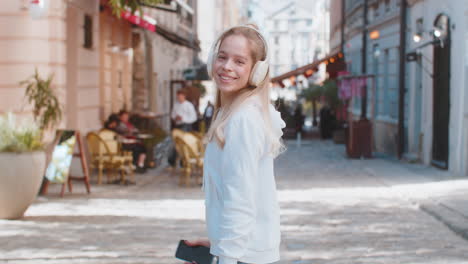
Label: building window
xmin=274 ymin=20 xmax=279 ymax=29
xmin=307 ymin=20 xmax=312 ymax=26
xmin=83 ymin=14 xmax=93 ymax=49
xmin=373 ymin=3 xmax=380 ymax=18
xmin=385 ymin=0 xmax=391 ymax=12
xmin=274 ymin=36 xmax=279 ymax=45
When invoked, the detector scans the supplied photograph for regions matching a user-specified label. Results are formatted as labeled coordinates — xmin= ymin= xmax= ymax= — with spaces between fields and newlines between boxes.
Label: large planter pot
xmin=0 ymin=151 xmax=46 ymax=219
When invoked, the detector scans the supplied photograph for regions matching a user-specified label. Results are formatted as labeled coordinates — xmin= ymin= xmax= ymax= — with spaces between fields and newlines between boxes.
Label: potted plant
xmin=0 ymin=69 xmax=62 ymax=219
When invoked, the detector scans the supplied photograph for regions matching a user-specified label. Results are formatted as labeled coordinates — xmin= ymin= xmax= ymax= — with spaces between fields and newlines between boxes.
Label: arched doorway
xmin=431 ymin=14 xmax=451 ymax=169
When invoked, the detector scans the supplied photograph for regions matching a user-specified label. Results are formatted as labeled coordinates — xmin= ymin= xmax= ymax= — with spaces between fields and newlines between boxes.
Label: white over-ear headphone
xmin=207 ymin=25 xmax=270 ymax=87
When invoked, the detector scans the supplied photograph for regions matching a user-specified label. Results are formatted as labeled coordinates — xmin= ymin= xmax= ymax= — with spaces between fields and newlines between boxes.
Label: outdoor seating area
xmin=38 ymin=107 xmax=207 ymax=195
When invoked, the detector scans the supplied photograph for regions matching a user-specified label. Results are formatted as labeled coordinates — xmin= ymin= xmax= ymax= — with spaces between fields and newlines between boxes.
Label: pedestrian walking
xmin=319 ymin=101 xmax=333 ymax=139
xmin=293 ymin=104 xmax=305 ymax=135
xmin=184 ymin=24 xmax=286 ymax=264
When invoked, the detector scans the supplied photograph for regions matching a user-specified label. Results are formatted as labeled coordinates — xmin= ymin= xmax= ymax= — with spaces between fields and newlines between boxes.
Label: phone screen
xmin=175 ymin=240 xmax=214 ymax=264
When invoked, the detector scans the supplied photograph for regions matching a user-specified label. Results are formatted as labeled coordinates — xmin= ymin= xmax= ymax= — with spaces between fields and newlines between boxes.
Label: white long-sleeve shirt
xmin=171 ymin=100 xmax=197 ymax=125
xmin=203 ymin=97 xmax=285 ymax=264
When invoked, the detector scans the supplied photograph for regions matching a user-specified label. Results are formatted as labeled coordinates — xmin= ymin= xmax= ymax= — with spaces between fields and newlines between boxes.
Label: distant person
xmin=319 ymin=102 xmax=333 ymax=139
xmin=113 ymin=111 xmax=147 ymax=173
xmin=203 ymin=101 xmax=214 ymax=130
xmin=168 ymin=89 xmax=198 ymax=167
xmin=293 ymin=104 xmax=305 ymax=136
xmin=104 ymin=114 xmax=120 ymax=133
xmin=171 ymin=89 xmax=197 ymax=132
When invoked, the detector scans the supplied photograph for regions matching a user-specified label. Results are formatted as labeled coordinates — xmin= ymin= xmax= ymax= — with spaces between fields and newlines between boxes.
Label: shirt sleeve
xmin=210 ymin=109 xmax=265 ymax=262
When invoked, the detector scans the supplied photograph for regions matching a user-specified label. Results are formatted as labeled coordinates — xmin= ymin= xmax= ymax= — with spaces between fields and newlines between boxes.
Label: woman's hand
xmin=182 ymin=239 xmax=211 ymax=264
xmin=183 ymin=239 xmax=211 ymax=248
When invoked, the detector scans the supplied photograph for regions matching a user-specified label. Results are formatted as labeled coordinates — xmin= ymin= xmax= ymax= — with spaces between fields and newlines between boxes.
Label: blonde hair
xmin=205 ymin=24 xmax=284 ymax=157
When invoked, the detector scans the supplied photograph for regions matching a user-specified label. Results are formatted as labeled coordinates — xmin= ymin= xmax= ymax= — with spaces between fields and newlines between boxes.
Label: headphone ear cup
xmin=249 ymin=61 xmax=269 ymax=86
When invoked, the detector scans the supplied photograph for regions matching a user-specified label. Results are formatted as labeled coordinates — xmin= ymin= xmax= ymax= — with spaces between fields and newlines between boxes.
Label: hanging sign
xmin=121 ymin=10 xmax=157 ymax=32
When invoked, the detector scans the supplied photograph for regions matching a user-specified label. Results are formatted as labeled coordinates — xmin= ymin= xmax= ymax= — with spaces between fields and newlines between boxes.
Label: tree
xmin=321 ymin=79 xmax=341 ymax=110
xmin=300 ymin=84 xmax=322 ymax=126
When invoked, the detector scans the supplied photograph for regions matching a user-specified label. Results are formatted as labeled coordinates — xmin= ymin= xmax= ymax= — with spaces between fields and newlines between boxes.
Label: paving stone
xmin=1 ymin=140 xmax=468 ymax=263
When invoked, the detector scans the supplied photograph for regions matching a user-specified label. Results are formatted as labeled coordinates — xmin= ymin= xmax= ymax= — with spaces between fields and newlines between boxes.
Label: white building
xmin=265 ymin=0 xmax=329 ymax=78
xmin=339 ymin=0 xmax=467 ymax=176
xmin=406 ymin=0 xmax=468 ymax=176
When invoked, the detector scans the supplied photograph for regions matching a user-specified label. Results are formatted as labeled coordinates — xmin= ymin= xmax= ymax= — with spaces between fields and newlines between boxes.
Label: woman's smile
xmin=218 ymin=73 xmax=238 ymax=83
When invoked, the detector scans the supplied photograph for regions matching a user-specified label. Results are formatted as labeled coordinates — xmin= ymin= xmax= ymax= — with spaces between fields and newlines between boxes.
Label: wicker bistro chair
xmin=86 ymin=131 xmax=134 ymax=185
xmin=189 ymin=131 xmax=206 ymax=157
xmin=171 ymin=129 xmax=204 ymax=186
xmin=98 ymin=129 xmax=134 ymax=172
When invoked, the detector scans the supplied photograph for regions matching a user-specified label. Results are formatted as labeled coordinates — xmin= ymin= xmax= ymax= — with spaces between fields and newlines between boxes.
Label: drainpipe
xmin=397 ymin=0 xmax=407 ymax=159
xmin=341 ymin=0 xmax=345 ymax=52
xmin=361 ymin=0 xmax=368 ymax=119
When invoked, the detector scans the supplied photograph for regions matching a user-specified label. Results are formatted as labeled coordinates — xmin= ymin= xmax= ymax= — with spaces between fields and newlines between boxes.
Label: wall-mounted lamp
xmin=433 ymin=14 xmax=449 ymax=41
xmin=412 ymin=18 xmax=424 ymax=43
xmin=413 ymin=33 xmax=422 ymax=43
xmin=369 ymin=30 xmax=380 ymax=40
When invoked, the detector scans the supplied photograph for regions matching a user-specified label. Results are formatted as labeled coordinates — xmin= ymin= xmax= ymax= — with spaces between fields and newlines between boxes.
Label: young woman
xmin=184 ymin=24 xmax=285 ymax=264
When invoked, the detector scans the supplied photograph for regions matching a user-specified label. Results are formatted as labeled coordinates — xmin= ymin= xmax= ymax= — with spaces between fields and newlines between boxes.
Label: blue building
xmin=334 ymin=0 xmax=468 ymax=176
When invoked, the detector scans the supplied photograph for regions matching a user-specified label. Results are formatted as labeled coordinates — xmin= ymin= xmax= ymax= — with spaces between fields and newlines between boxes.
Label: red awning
xmin=270 ymin=52 xmax=343 ymax=83
xmin=121 ymin=10 xmax=156 ymax=32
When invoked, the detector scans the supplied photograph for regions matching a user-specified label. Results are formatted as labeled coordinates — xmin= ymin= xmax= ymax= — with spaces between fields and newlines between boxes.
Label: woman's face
xmin=213 ymin=34 xmax=253 ymax=94
xmin=120 ymin=113 xmax=129 ymax=122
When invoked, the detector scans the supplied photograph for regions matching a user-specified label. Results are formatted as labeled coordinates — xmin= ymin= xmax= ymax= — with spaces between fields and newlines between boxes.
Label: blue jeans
xmin=215 ymin=259 xmax=248 ymax=264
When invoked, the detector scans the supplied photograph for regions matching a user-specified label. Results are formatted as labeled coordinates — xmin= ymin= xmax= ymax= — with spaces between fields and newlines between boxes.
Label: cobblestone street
xmin=2 ymin=140 xmax=468 ymax=264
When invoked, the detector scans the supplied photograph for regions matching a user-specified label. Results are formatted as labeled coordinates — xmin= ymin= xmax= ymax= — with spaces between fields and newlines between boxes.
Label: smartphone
xmin=175 ymin=240 xmax=214 ymax=264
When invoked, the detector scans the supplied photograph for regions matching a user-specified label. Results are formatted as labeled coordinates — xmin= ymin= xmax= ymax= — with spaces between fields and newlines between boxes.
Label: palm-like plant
xmin=20 ymin=68 xmax=62 ymax=134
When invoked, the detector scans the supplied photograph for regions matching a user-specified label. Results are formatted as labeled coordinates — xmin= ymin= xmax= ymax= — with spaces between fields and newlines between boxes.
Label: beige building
xmin=0 ymin=0 xmax=200 ymax=134
xmin=329 ymin=0 xmax=344 ymax=54
xmin=0 ymin=0 xmax=102 ymax=132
